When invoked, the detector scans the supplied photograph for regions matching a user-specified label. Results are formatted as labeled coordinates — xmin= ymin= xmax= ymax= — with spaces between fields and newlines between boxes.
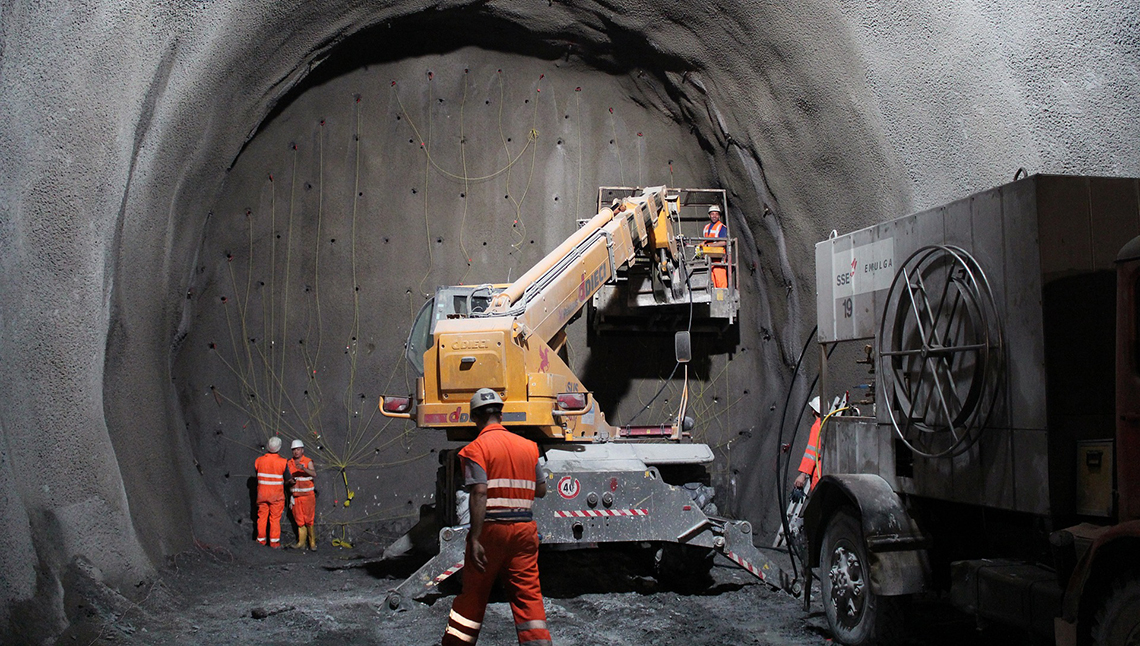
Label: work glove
xmin=790 ymin=487 xmax=806 ymax=503
xmin=289 ymin=495 xmax=295 ymax=508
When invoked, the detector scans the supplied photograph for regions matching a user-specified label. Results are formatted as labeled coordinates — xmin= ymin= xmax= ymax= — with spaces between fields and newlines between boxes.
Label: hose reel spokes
xmin=878 ymin=245 xmax=1004 ymax=458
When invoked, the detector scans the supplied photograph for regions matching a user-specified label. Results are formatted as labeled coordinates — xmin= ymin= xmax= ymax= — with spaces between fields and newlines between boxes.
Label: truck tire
xmin=820 ymin=507 xmax=904 ymax=646
xmin=1092 ymin=578 xmax=1140 ymax=646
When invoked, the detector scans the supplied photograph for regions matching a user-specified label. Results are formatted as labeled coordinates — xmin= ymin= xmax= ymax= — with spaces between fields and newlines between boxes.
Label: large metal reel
xmin=877 ymin=245 xmax=1003 ymax=458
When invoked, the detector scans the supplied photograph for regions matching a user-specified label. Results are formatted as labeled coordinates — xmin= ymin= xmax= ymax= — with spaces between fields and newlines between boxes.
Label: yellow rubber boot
xmin=289 ymin=526 xmax=307 ymax=550
xmin=307 ymin=524 xmax=317 ymax=551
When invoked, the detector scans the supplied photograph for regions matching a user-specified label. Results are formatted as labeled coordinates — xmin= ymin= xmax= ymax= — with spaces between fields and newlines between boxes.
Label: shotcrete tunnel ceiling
xmin=174 ymin=13 xmax=767 ymax=540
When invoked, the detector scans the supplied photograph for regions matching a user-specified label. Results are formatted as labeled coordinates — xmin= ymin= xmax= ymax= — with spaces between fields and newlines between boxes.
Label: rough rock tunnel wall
xmin=1 ymin=0 xmax=1138 ymax=640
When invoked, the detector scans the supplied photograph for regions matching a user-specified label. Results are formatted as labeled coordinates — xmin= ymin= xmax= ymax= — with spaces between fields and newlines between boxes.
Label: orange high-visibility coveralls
xmin=443 ymin=424 xmax=552 ymax=646
xmin=287 ymin=455 xmax=316 ymax=525
xmin=702 ymin=220 xmax=728 ymax=288
xmin=798 ymin=418 xmax=822 ymax=488
xmin=255 ymin=451 xmax=289 ymax=547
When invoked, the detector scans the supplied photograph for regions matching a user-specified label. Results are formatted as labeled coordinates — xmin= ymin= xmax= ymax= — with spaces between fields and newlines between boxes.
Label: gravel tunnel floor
xmin=58 ymin=534 xmax=1040 ymax=646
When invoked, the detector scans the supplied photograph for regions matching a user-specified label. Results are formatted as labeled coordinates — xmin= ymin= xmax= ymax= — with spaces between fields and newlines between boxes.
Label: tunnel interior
xmin=5 ymin=1 xmax=1138 ymax=641
xmin=172 ymin=8 xmax=785 ymax=569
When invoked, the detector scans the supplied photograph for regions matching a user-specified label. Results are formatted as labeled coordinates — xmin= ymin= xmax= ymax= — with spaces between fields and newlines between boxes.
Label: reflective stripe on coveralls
xmin=486 ymin=476 xmax=536 ymax=517
xmin=257 ymin=473 xmax=284 ymax=486
xmin=464 ymin=468 xmax=544 ymax=522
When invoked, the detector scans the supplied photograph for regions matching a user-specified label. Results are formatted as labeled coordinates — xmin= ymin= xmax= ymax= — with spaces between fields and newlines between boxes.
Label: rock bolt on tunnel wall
xmin=2 ymin=1 xmax=1138 ymax=641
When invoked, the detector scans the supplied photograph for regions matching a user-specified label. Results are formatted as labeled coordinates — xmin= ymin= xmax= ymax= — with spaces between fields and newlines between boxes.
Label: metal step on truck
xmin=807 ymin=174 xmax=1140 ymax=646
xmin=379 ymin=185 xmax=798 ymax=609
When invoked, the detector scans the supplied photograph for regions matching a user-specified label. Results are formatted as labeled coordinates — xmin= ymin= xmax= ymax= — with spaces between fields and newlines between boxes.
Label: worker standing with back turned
xmin=442 ymin=388 xmax=552 ymax=646
xmin=702 ymin=204 xmax=729 ymax=288
xmin=287 ymin=439 xmax=317 ymax=550
xmin=254 ymin=436 xmax=292 ymax=548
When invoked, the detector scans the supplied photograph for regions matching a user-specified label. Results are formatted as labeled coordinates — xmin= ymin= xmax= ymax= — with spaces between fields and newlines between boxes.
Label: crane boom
xmin=485 ymin=186 xmax=669 ymax=344
xmin=383 ymin=186 xmax=677 ymax=442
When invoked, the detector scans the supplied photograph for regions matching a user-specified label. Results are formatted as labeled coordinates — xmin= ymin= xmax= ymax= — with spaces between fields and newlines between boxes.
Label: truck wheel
xmin=820 ymin=507 xmax=903 ymax=646
xmin=1092 ymin=578 xmax=1140 ymax=646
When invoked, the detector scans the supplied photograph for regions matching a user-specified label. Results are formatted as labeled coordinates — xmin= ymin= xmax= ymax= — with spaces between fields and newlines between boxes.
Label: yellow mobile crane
xmin=380 ymin=186 xmax=790 ymax=608
xmin=390 ymin=186 xmax=672 ymax=440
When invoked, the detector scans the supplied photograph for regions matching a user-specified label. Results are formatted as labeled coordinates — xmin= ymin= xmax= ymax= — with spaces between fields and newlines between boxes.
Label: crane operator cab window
xmin=405 ymin=285 xmax=506 ymax=377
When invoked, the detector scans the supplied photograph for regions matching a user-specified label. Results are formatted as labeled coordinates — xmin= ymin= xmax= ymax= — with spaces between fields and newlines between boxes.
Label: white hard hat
xmin=267 ymin=436 xmax=282 ymax=452
xmin=708 ymin=204 xmax=722 ymax=214
xmin=808 ymin=397 xmax=821 ymax=415
xmin=469 ymin=388 xmax=504 ymax=414
xmin=291 ymin=439 xmax=304 ymax=450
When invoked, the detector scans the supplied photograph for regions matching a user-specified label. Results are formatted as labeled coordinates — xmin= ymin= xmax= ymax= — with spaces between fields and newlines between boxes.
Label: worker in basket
xmin=701 ymin=204 xmax=729 ymax=288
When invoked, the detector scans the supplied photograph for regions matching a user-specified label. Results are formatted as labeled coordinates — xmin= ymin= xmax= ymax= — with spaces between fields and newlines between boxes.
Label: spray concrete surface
xmin=0 ymin=1 xmax=1138 ymax=643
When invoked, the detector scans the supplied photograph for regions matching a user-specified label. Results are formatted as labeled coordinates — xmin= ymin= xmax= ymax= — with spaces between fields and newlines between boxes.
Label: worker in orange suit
xmin=255 ymin=436 xmax=292 ymax=548
xmin=442 ymin=388 xmax=552 ymax=646
xmin=793 ymin=396 xmax=823 ymax=497
xmin=702 ymin=204 xmax=729 ymax=288
xmin=287 ymin=439 xmax=317 ymax=550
